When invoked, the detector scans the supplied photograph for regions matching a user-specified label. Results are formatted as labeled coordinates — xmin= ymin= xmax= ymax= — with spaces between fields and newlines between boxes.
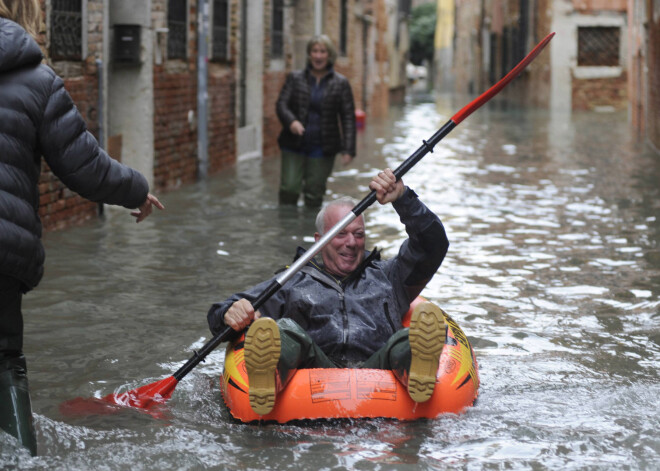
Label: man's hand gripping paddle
xmin=61 ymin=32 xmax=555 ymax=414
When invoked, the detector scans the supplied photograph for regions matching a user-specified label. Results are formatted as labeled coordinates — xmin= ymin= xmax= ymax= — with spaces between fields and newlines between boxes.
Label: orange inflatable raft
xmin=220 ymin=298 xmax=479 ymax=422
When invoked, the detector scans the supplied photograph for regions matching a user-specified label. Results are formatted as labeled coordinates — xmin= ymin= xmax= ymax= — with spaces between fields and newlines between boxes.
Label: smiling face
xmin=315 ymin=205 xmax=366 ymax=278
xmin=308 ymin=42 xmax=330 ymax=73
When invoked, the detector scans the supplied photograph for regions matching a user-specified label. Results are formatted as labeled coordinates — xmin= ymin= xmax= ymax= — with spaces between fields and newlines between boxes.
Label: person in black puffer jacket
xmin=276 ymin=34 xmax=356 ymax=208
xmin=0 ymin=0 xmax=163 ymax=455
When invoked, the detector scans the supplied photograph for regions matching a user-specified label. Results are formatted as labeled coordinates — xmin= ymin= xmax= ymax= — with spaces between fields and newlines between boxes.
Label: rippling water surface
xmin=2 ymin=92 xmax=660 ymax=470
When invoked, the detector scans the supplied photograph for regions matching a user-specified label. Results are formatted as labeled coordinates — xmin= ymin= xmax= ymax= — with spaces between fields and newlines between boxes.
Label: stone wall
xmin=262 ymin=70 xmax=287 ymax=159
xmin=153 ymin=68 xmax=199 ymax=188
xmin=571 ymin=73 xmax=628 ymax=110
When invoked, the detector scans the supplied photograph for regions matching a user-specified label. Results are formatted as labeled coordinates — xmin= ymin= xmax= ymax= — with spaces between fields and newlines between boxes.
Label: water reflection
xmin=2 ymin=91 xmax=659 ymax=469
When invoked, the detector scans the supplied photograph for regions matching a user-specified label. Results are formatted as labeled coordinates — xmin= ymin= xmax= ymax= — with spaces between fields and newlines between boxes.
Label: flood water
xmin=2 ymin=90 xmax=660 ymax=470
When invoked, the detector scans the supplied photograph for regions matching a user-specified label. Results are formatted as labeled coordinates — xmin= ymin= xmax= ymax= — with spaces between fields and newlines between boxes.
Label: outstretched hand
xmin=369 ymin=168 xmax=405 ymax=205
xmin=340 ymin=153 xmax=353 ymax=166
xmin=131 ymin=193 xmax=165 ymax=223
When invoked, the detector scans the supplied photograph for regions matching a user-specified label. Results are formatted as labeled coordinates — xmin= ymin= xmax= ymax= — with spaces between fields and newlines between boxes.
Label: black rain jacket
xmin=207 ymin=188 xmax=449 ymax=366
xmin=0 ymin=18 xmax=149 ymax=291
xmin=276 ymin=67 xmax=356 ymax=158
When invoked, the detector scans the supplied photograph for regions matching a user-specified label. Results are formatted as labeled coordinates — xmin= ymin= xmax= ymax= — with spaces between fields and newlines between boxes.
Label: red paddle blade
xmin=102 ymin=376 xmax=179 ymax=408
xmin=451 ymin=32 xmax=555 ymax=125
xmin=60 ymin=376 xmax=179 ymax=417
xmin=60 ymin=396 xmax=126 ymax=416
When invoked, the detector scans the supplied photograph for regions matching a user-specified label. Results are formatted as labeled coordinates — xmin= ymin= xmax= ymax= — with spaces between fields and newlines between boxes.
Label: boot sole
xmin=244 ymin=318 xmax=281 ymax=415
xmin=408 ymin=302 xmax=446 ymax=403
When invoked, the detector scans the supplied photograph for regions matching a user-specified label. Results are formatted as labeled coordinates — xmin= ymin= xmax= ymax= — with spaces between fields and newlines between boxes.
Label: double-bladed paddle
xmin=63 ymin=32 xmax=555 ymax=412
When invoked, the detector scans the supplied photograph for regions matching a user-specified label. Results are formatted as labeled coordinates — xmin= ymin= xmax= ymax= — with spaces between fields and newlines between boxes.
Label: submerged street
xmin=3 ymin=91 xmax=659 ymax=469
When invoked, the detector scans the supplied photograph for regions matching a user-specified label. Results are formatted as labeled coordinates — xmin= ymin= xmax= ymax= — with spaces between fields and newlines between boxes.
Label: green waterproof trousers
xmin=274 ymin=318 xmax=412 ymax=389
xmin=279 ymin=150 xmax=335 ymax=208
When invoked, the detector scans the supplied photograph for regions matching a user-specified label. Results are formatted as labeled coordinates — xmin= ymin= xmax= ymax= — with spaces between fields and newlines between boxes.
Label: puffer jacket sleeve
xmin=37 ymin=73 xmax=148 ymax=209
xmin=276 ymin=72 xmax=300 ymax=130
xmin=338 ymin=77 xmax=356 ymax=157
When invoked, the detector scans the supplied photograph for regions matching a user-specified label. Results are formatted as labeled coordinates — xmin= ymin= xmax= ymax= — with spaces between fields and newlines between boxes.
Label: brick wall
xmin=369 ymin=0 xmax=390 ymax=118
xmin=153 ymin=69 xmax=199 ymax=188
xmin=453 ymin=0 xmax=478 ymax=94
xmin=327 ymin=0 xmax=361 ymax=110
xmin=572 ymin=0 xmax=627 ymax=12
xmin=207 ymin=0 xmax=238 ymax=171
xmin=263 ymin=71 xmax=287 ymax=159
xmin=261 ymin=0 xmax=284 ymax=159
xmin=208 ymin=68 xmax=238 ymax=172
xmin=571 ymin=73 xmax=628 ymax=110
xmin=152 ymin=0 xmax=200 ymax=188
xmin=529 ymin=0 xmax=553 ymax=107
xmin=330 ymin=0 xmax=390 ymax=118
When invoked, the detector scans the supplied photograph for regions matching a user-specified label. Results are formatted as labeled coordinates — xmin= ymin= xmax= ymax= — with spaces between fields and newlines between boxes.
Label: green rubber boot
xmin=0 ymin=356 xmax=37 ymax=456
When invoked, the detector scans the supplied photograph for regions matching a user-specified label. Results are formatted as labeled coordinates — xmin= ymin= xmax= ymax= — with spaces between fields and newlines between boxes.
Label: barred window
xmin=271 ymin=0 xmax=284 ymax=58
xmin=339 ymin=0 xmax=348 ymax=56
xmin=577 ymin=26 xmax=620 ymax=66
xmin=50 ymin=0 xmax=82 ymax=61
xmin=168 ymin=0 xmax=187 ymax=60
xmin=212 ymin=0 xmax=229 ymax=61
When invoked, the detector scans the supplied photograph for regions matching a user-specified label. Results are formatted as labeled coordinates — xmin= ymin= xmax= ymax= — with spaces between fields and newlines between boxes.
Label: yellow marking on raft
xmin=444 ymin=314 xmax=479 ymax=389
xmin=224 ymin=348 xmax=248 ymax=390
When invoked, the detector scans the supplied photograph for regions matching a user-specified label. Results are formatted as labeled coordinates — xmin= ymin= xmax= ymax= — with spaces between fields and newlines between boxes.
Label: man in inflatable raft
xmin=207 ymin=168 xmax=449 ymax=415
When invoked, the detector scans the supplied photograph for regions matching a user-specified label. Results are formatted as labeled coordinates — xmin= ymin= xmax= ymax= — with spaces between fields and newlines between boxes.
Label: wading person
xmin=208 ymin=168 xmax=448 ymax=415
xmin=0 ymin=0 xmax=164 ymax=454
xmin=275 ymin=34 xmax=356 ymax=208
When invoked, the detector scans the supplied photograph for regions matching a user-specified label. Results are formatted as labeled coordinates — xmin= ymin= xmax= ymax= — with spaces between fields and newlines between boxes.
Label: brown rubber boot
xmin=407 ymin=302 xmax=447 ymax=403
xmin=244 ymin=318 xmax=281 ymax=415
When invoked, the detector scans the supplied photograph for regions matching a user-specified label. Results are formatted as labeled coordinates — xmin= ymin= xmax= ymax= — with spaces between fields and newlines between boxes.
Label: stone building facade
xmin=36 ymin=0 xmax=404 ymax=230
xmin=436 ymin=0 xmax=629 ymax=112
xmin=628 ymin=0 xmax=660 ymax=151
xmin=436 ymin=0 xmax=554 ymax=103
xmin=436 ymin=0 xmax=658 ymax=152
xmin=551 ymin=0 xmax=628 ymax=112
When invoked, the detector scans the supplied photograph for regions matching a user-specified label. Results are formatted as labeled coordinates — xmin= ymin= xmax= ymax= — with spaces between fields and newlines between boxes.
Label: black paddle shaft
xmin=171 ymin=119 xmax=457 ymax=382
xmin=353 ymin=120 xmax=457 ymax=215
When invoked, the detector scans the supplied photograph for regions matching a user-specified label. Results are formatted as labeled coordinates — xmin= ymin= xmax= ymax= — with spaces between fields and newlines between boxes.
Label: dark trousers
xmin=274 ymin=318 xmax=411 ymax=389
xmin=279 ymin=150 xmax=336 ymax=208
xmin=0 ymin=275 xmax=37 ymax=455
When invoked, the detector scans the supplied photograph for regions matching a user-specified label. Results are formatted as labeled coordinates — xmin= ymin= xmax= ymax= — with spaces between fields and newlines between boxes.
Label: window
xmin=577 ymin=26 xmax=620 ymax=66
xmin=271 ymin=0 xmax=284 ymax=58
xmin=168 ymin=0 xmax=187 ymax=60
xmin=50 ymin=0 xmax=82 ymax=61
xmin=212 ymin=0 xmax=229 ymax=61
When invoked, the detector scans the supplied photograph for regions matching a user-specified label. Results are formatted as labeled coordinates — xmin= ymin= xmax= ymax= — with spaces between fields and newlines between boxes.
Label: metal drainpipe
xmin=197 ymin=0 xmax=209 ymax=178
xmin=96 ymin=58 xmax=104 ymax=215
